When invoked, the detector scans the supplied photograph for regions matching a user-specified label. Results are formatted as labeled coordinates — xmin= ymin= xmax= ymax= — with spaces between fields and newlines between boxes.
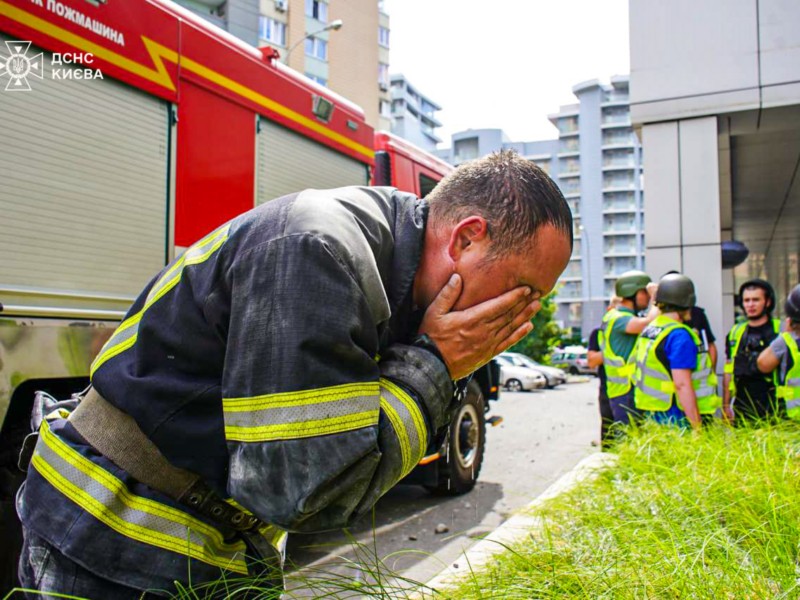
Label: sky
xmin=381 ymin=0 xmax=631 ymax=147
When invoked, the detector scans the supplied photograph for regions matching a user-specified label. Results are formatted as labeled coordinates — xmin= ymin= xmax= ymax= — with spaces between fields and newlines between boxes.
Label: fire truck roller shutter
xmin=0 ymin=33 xmax=169 ymax=314
xmin=256 ymin=117 xmax=369 ymax=205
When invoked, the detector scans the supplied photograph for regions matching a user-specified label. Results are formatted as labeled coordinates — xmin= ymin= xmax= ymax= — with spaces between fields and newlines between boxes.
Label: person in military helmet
xmin=757 ymin=283 xmax=800 ymax=421
xmin=723 ymin=278 xmax=782 ymax=423
xmin=599 ymin=270 xmax=659 ymax=427
xmin=631 ymin=274 xmax=721 ymax=429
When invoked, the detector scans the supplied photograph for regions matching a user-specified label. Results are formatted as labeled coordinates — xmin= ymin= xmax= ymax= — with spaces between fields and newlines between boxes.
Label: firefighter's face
xmin=450 ymin=221 xmax=571 ymax=312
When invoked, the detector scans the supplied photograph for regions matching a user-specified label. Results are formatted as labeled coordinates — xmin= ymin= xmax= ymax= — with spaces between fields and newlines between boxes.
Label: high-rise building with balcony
xmin=388 ymin=74 xmax=443 ymax=153
xmin=549 ymin=75 xmax=645 ymax=337
xmin=435 ymin=76 xmax=644 ymax=338
xmin=172 ymin=0 xmax=391 ymax=130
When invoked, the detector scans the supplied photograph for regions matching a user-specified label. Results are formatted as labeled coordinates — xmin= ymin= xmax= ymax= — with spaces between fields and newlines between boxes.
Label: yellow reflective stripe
xmin=90 ymin=310 xmax=144 ymax=376
xmin=225 ymin=410 xmax=378 ymax=442
xmin=380 ymin=396 xmax=411 ymax=474
xmin=33 ymin=422 xmax=248 ymax=573
xmin=381 ymin=378 xmax=427 ymax=455
xmin=723 ymin=362 xmax=733 ymax=374
xmin=223 ymin=382 xmax=378 ymax=411
xmin=145 ymin=225 xmax=231 ymax=308
xmin=90 ymin=225 xmax=231 ymax=377
xmin=379 ymin=379 xmax=427 ymax=475
xmin=223 ymin=382 xmax=380 ymax=441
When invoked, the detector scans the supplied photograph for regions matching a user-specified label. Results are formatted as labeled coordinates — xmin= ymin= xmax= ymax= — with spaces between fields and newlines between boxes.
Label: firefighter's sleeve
xmin=220 ymin=233 xmax=453 ymax=532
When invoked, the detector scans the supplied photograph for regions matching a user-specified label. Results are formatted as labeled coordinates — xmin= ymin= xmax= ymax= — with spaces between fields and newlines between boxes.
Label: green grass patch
xmin=444 ymin=421 xmax=800 ymax=599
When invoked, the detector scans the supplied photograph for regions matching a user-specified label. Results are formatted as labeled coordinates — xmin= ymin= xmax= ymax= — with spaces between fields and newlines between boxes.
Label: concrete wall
xmin=630 ymin=0 xmax=800 ymax=124
xmin=641 ymin=116 xmax=730 ymax=359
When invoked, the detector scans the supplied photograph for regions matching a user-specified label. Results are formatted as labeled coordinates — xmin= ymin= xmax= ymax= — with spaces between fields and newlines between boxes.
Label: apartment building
xmin=548 ymin=76 xmax=645 ymax=336
xmin=173 ymin=0 xmax=390 ymax=129
xmin=436 ymin=77 xmax=644 ymax=338
xmin=388 ymin=74 xmax=443 ymax=153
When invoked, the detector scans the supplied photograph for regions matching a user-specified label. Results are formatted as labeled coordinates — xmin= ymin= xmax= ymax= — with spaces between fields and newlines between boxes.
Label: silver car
xmin=498 ymin=352 xmax=568 ymax=388
xmin=497 ymin=360 xmax=547 ymax=392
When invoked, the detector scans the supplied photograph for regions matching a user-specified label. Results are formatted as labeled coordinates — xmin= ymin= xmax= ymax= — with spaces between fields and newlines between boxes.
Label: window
xmin=305 ymin=0 xmax=327 ymax=22
xmin=258 ymin=16 xmax=286 ymax=46
xmin=378 ymin=26 xmax=390 ymax=48
xmin=378 ymin=62 xmax=389 ymax=87
xmin=419 ymin=174 xmax=438 ymax=198
xmin=379 ymin=99 xmax=391 ymax=118
xmin=305 ymin=37 xmax=328 ymax=60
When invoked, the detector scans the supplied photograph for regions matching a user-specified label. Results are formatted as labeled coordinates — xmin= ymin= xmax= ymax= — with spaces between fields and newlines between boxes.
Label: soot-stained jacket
xmin=19 ymin=187 xmax=454 ymax=593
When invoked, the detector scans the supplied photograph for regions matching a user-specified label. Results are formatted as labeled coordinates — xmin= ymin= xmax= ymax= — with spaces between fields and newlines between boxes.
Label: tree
xmin=508 ymin=292 xmax=564 ymax=363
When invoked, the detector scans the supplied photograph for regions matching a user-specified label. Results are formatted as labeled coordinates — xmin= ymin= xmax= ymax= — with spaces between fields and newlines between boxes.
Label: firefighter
xmin=757 ymin=284 xmax=800 ymax=419
xmin=16 ymin=150 xmax=573 ymax=598
xmin=632 ymin=274 xmax=720 ymax=429
xmin=599 ymin=270 xmax=659 ymax=426
xmin=723 ymin=279 xmax=782 ymax=423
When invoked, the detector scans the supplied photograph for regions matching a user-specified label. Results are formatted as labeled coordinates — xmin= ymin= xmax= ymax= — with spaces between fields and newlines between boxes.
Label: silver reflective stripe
xmin=638 ymin=382 xmax=672 ymax=403
xmin=605 ymin=355 xmax=625 ymax=368
xmin=788 ymin=378 xmax=800 ymax=386
xmin=224 ymin=396 xmax=375 ymax=430
xmin=692 ymin=368 xmax=711 ymax=380
xmin=695 ymin=386 xmax=715 ymax=398
xmin=606 ymin=374 xmax=630 ymax=384
xmin=223 ymin=382 xmax=380 ymax=442
xmin=33 ymin=422 xmax=248 ymax=572
xmin=91 ymin=224 xmax=231 ymax=376
xmin=639 ymin=364 xmax=672 ymax=381
xmin=380 ymin=379 xmax=427 ymax=476
xmin=787 ymin=399 xmax=800 ymax=409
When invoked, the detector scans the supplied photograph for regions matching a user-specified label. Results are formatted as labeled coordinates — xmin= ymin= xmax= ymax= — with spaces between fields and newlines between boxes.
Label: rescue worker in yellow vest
xmin=599 ymin=271 xmax=659 ymax=426
xmin=632 ymin=274 xmax=721 ymax=429
xmin=757 ymin=284 xmax=800 ymax=420
xmin=723 ymin=279 xmax=781 ymax=423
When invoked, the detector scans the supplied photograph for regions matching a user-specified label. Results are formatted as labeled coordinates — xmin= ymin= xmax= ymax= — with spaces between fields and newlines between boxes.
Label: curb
xmin=419 ymin=451 xmax=618 ymax=596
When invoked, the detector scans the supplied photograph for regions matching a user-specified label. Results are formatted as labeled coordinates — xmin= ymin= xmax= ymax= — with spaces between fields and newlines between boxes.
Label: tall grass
xmin=445 ymin=421 xmax=800 ymax=599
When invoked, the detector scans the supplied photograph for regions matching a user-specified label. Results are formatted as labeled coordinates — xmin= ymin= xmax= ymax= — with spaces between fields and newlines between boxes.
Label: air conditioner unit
xmin=274 ymin=0 xmax=287 ymax=12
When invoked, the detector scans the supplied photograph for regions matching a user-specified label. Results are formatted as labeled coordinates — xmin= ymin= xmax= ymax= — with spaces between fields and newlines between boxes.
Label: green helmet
xmin=615 ymin=270 xmax=651 ymax=298
xmin=656 ymin=274 xmax=696 ymax=309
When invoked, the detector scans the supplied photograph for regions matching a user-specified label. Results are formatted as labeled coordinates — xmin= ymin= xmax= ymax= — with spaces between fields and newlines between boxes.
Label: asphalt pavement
xmin=284 ymin=378 xmax=602 ymax=591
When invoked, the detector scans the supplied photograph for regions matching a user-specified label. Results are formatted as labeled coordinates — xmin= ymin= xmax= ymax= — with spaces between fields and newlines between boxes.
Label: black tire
xmin=505 ymin=378 xmax=523 ymax=392
xmin=427 ymin=380 xmax=486 ymax=496
xmin=568 ymin=366 xmax=579 ymax=375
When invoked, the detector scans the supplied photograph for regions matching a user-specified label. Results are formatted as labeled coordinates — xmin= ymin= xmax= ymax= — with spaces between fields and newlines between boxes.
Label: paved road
xmin=285 ymin=379 xmax=601 ymax=590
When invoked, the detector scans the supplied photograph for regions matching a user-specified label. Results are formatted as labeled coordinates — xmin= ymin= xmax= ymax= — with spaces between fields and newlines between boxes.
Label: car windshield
xmin=514 ymin=355 xmax=543 ymax=369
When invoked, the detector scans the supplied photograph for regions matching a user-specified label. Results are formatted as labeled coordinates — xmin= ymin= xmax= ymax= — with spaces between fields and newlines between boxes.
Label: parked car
xmin=498 ymin=362 xmax=547 ymax=392
xmin=551 ymin=346 xmax=596 ymax=375
xmin=498 ymin=352 xmax=568 ymax=388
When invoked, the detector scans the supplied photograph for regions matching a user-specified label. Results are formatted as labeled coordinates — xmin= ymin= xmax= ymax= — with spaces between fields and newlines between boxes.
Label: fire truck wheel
xmin=427 ymin=380 xmax=486 ymax=496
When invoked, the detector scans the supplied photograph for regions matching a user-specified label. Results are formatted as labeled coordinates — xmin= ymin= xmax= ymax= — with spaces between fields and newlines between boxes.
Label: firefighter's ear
xmin=447 ymin=216 xmax=489 ymax=261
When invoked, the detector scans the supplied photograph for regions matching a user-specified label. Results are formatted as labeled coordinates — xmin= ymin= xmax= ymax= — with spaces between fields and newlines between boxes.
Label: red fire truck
xmin=0 ymin=0 xmax=500 ymax=584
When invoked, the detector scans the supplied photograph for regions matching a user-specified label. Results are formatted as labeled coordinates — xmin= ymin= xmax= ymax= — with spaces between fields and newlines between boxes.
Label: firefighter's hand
xmin=418 ymin=274 xmax=540 ymax=380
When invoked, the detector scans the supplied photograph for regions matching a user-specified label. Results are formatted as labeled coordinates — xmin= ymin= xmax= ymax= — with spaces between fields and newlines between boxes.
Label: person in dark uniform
xmin=723 ymin=279 xmax=782 ymax=423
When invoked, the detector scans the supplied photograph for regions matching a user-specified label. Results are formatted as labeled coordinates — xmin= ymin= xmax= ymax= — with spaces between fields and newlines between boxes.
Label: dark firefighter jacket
xmin=18 ymin=187 xmax=454 ymax=593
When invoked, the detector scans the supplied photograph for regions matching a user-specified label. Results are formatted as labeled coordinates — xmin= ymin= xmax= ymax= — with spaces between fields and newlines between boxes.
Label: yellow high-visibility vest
xmin=600 ymin=308 xmax=635 ymax=398
xmin=632 ymin=315 xmax=721 ymax=414
xmin=775 ymin=332 xmax=800 ymax=420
